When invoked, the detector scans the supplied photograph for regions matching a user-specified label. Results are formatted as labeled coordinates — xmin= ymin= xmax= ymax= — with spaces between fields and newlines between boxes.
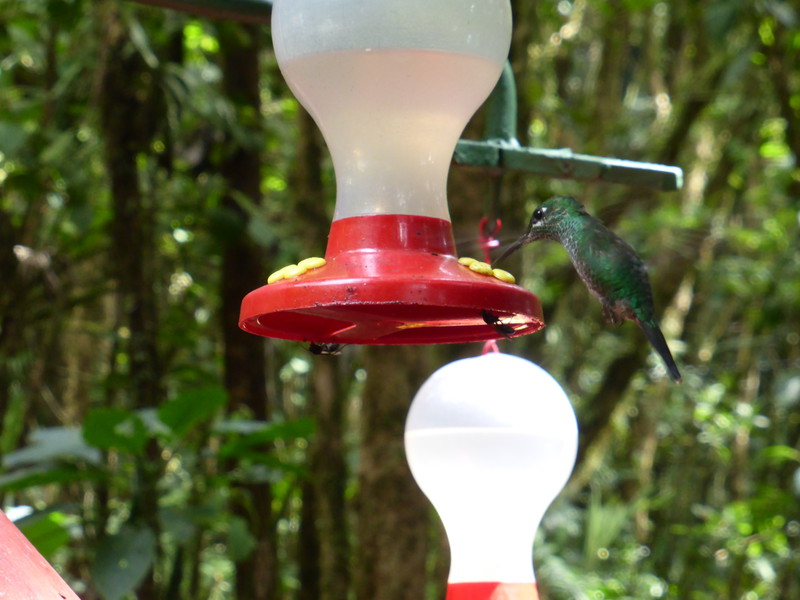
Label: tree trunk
xmin=96 ymin=5 xmax=165 ymax=599
xmin=216 ymin=21 xmax=279 ymax=600
xmin=302 ymin=357 xmax=351 ymax=600
xmin=355 ymin=346 xmax=435 ymax=600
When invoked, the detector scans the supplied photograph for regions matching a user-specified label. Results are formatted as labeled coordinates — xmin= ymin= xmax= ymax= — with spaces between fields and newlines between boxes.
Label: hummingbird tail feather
xmin=638 ymin=319 xmax=682 ymax=382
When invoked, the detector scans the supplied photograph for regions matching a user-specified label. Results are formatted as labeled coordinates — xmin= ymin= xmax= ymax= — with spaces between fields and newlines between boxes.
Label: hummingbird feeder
xmin=239 ymin=0 xmax=543 ymax=345
xmin=405 ymin=352 xmax=578 ymax=600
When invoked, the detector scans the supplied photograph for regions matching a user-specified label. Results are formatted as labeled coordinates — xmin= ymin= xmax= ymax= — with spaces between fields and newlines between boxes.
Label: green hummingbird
xmin=496 ymin=195 xmax=681 ymax=382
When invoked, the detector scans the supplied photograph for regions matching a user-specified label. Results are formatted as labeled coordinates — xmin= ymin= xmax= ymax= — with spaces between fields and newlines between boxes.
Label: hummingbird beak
xmin=492 ymin=234 xmax=530 ymax=265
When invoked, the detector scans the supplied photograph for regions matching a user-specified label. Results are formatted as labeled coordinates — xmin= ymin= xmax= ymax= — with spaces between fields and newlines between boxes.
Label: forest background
xmin=1 ymin=1 xmax=799 ymax=599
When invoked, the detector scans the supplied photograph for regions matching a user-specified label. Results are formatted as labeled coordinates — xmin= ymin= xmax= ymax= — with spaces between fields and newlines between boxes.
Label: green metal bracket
xmin=125 ymin=1 xmax=682 ymax=190
xmin=132 ymin=0 xmax=272 ymax=23
xmin=455 ymin=62 xmax=683 ymax=191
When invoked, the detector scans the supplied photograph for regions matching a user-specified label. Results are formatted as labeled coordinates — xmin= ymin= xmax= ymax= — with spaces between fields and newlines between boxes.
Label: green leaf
xmin=127 ymin=17 xmax=159 ymax=69
xmin=246 ymin=215 xmax=279 ymax=248
xmin=213 ymin=417 xmax=314 ymax=439
xmin=16 ymin=510 xmax=72 ymax=559
xmin=136 ymin=408 xmax=171 ymax=437
xmin=3 ymin=427 xmax=102 ymax=468
xmin=759 ymin=140 xmax=791 ymax=160
xmin=159 ymin=506 xmax=199 ymax=543
xmin=207 ymin=206 xmax=246 ymax=244
xmin=159 ymin=492 xmax=228 ymax=542
xmin=228 ymin=462 xmax=297 ymax=484
xmin=91 ymin=525 xmax=157 ymax=600
xmin=83 ymin=408 xmax=149 ymax=455
xmin=39 ymin=130 xmax=75 ymax=165
xmin=216 ymin=418 xmax=315 ymax=461
xmin=46 ymin=0 xmax=82 ymax=29
xmin=213 ymin=419 xmax=273 ymax=435
xmin=760 ymin=445 xmax=800 ymax=464
xmin=157 ymin=387 xmax=227 ymax=438
xmin=226 ymin=515 xmax=256 ymax=562
xmin=0 ymin=120 xmax=29 ymax=155
xmin=583 ymin=487 xmax=632 ymax=567
xmin=0 ymin=464 xmax=102 ymax=492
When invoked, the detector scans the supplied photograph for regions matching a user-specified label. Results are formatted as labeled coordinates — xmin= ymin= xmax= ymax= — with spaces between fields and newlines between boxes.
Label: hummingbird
xmin=496 ymin=195 xmax=681 ymax=382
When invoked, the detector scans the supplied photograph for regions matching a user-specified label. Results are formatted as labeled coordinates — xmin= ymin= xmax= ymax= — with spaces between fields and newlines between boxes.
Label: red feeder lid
xmin=239 ymin=214 xmax=543 ymax=345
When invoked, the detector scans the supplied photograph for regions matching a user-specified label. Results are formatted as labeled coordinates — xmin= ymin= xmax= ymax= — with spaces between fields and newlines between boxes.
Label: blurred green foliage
xmin=0 ymin=0 xmax=799 ymax=599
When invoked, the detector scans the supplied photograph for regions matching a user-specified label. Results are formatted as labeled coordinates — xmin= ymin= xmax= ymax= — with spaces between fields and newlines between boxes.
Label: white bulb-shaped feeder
xmin=239 ymin=0 xmax=543 ymax=345
xmin=405 ymin=353 xmax=578 ymax=599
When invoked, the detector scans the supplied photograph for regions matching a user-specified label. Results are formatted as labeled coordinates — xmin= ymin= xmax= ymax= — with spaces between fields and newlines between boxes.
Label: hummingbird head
xmin=494 ymin=196 xmax=588 ymax=264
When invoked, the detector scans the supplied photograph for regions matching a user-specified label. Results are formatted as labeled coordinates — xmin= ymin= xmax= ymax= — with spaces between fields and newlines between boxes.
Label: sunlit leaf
xmin=3 ymin=427 xmax=102 ymax=468
xmin=759 ymin=445 xmax=800 ymax=464
xmin=759 ymin=140 xmax=791 ymax=159
xmin=16 ymin=510 xmax=72 ymax=559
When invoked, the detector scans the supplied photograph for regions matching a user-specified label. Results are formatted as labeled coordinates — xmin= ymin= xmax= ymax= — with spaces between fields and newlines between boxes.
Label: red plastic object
xmin=239 ymin=214 xmax=543 ymax=344
xmin=446 ymin=582 xmax=539 ymax=600
xmin=0 ymin=509 xmax=81 ymax=600
xmin=478 ymin=216 xmax=502 ymax=264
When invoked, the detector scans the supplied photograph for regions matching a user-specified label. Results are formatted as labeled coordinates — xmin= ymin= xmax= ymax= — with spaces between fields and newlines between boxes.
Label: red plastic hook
xmin=478 ymin=217 xmax=502 ymax=264
xmin=482 ymin=339 xmax=500 ymax=355
xmin=479 ymin=216 xmax=505 ymax=354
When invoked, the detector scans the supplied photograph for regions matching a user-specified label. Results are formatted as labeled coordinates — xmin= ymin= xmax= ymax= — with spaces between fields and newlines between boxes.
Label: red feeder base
xmin=239 ymin=214 xmax=543 ymax=345
xmin=0 ymin=509 xmax=81 ymax=600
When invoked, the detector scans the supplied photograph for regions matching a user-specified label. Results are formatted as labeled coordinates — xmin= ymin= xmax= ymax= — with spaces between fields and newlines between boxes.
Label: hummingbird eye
xmin=531 ymin=207 xmax=546 ymax=225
